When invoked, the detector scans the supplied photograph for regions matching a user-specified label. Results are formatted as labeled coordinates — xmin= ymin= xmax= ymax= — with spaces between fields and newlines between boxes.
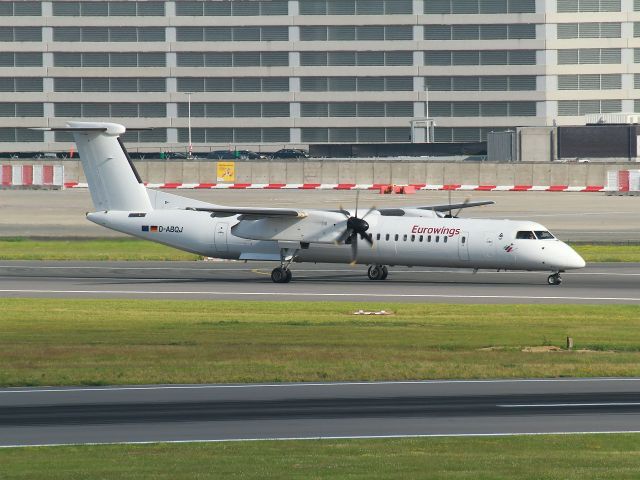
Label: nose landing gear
xmin=547 ymin=272 xmax=562 ymax=286
xmin=271 ymin=267 xmax=292 ymax=283
xmin=368 ymin=265 xmax=389 ymax=281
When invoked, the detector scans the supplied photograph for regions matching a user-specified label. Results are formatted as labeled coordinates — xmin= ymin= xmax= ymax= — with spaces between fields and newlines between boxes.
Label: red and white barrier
xmin=607 ymin=169 xmax=640 ymax=193
xmin=63 ymin=181 xmax=605 ymax=192
xmin=1 ymin=165 xmax=64 ymax=188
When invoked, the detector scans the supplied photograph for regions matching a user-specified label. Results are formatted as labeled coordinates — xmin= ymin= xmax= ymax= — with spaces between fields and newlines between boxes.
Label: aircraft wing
xmin=415 ymin=200 xmax=495 ymax=212
xmin=377 ymin=200 xmax=495 ymax=216
xmin=190 ymin=206 xmax=307 ymax=218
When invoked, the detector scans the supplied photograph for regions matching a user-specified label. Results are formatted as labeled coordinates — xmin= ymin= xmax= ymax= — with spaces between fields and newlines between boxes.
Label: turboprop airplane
xmin=52 ymin=121 xmax=585 ymax=285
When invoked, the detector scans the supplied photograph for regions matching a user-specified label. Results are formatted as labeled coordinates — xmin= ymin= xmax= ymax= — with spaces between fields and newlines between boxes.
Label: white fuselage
xmin=87 ymin=208 xmax=586 ymax=273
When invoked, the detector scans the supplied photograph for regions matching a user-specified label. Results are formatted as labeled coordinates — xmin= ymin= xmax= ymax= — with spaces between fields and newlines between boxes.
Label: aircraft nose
xmin=561 ymin=244 xmax=586 ymax=270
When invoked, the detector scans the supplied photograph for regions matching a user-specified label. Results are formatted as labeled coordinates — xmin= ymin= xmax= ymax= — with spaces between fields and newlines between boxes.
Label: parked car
xmin=270 ymin=148 xmax=310 ymax=159
xmin=161 ymin=151 xmax=202 ymax=160
xmin=208 ymin=150 xmax=265 ymax=160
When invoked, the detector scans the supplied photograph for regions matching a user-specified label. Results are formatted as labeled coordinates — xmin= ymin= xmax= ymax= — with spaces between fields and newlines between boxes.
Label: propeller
xmin=336 ymin=191 xmax=375 ymax=264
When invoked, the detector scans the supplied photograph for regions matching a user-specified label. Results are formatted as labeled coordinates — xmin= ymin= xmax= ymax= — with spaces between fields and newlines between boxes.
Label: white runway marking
xmin=1 ymin=265 xmax=638 ymax=276
xmin=2 ymin=377 xmax=638 ymax=395
xmin=3 ymin=431 xmax=640 ymax=449
xmin=499 ymin=403 xmax=640 ymax=408
xmin=1 ymin=288 xmax=640 ymax=302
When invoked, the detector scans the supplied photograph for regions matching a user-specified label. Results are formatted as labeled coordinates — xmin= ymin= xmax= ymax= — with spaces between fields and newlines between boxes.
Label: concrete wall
xmin=44 ymin=159 xmax=634 ymax=187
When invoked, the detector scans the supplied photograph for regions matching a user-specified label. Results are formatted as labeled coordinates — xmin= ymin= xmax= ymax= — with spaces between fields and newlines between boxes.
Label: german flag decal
xmin=141 ymin=225 xmax=158 ymax=232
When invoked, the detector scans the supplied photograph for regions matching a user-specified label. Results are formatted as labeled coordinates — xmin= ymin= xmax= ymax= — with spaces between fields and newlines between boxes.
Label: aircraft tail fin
xmin=66 ymin=121 xmax=152 ymax=212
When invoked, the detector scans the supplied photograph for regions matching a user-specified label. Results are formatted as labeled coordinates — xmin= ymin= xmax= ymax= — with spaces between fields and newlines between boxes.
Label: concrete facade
xmin=3 ymin=0 xmax=640 ymax=153
xmin=37 ymin=159 xmax=626 ymax=187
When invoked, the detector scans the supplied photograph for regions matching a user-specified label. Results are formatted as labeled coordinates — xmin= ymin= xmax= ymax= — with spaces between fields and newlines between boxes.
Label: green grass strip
xmin=0 ymin=238 xmax=638 ymax=261
xmin=2 ymin=435 xmax=640 ymax=479
xmin=0 ymin=238 xmax=198 ymax=261
xmin=1 ymin=299 xmax=640 ymax=387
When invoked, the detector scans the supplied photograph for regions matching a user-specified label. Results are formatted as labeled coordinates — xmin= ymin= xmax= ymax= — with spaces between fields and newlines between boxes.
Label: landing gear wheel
xmin=547 ymin=273 xmax=562 ymax=286
xmin=367 ymin=265 xmax=388 ymax=281
xmin=271 ymin=267 xmax=292 ymax=283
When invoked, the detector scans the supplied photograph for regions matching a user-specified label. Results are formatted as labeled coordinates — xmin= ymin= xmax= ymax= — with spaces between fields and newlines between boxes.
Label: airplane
xmin=50 ymin=121 xmax=586 ymax=286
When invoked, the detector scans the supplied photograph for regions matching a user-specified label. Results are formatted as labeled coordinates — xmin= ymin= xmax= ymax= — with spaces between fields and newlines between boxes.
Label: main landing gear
xmin=547 ymin=272 xmax=562 ymax=286
xmin=368 ymin=265 xmax=389 ymax=281
xmin=271 ymin=245 xmax=298 ymax=283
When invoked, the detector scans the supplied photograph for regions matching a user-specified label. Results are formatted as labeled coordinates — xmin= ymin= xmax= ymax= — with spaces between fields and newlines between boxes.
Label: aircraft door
xmin=458 ymin=232 xmax=470 ymax=261
xmin=484 ymin=232 xmax=496 ymax=259
xmin=214 ymin=222 xmax=228 ymax=252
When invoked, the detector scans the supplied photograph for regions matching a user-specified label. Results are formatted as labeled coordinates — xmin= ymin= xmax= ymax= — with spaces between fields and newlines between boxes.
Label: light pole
xmin=425 ymin=86 xmax=429 ymax=119
xmin=186 ymin=92 xmax=192 ymax=159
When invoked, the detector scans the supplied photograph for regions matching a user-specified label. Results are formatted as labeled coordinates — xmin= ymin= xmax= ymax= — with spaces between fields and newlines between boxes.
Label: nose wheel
xmin=271 ymin=267 xmax=292 ymax=283
xmin=368 ymin=265 xmax=389 ymax=281
xmin=547 ymin=272 xmax=562 ymax=286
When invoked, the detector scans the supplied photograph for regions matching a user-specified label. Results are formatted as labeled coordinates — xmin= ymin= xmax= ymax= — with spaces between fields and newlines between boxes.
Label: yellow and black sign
xmin=216 ymin=161 xmax=235 ymax=182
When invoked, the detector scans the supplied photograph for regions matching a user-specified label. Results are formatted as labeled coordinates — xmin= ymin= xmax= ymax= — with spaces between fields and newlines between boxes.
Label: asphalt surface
xmin=0 ymin=260 xmax=639 ymax=304
xmin=2 ymin=379 xmax=640 ymax=447
xmin=2 ymin=189 xmax=639 ymax=241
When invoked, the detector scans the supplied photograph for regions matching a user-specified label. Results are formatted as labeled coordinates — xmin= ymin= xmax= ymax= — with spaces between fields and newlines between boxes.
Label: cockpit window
xmin=534 ymin=230 xmax=554 ymax=240
xmin=516 ymin=231 xmax=536 ymax=240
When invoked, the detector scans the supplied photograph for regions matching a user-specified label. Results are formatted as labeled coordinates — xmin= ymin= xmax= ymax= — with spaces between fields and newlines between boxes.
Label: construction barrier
xmin=606 ymin=169 xmax=640 ymax=194
xmin=63 ymin=181 xmax=606 ymax=192
xmin=0 ymin=164 xmax=64 ymax=188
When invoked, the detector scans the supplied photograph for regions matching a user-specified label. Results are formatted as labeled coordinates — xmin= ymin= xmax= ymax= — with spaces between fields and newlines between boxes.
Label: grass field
xmin=0 ymin=238 xmax=199 ymax=261
xmin=0 ymin=237 xmax=638 ymax=262
xmin=1 ymin=298 xmax=640 ymax=387
xmin=1 ymin=434 xmax=640 ymax=479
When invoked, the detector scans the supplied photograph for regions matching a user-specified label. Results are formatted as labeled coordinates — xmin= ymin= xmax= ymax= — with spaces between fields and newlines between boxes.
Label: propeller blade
xmin=362 ymin=206 xmax=377 ymax=220
xmin=360 ymin=232 xmax=374 ymax=246
xmin=350 ymin=237 xmax=358 ymax=265
xmin=335 ymin=228 xmax=351 ymax=245
xmin=454 ymin=198 xmax=470 ymax=218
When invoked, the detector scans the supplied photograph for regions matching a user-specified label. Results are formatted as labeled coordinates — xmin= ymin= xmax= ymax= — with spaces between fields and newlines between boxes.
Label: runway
xmin=0 ymin=260 xmax=639 ymax=304
xmin=2 ymin=379 xmax=640 ymax=447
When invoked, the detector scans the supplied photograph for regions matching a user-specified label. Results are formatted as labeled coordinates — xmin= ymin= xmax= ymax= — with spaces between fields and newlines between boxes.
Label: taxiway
xmin=0 ymin=261 xmax=638 ymax=304
xmin=2 ymin=379 xmax=640 ymax=447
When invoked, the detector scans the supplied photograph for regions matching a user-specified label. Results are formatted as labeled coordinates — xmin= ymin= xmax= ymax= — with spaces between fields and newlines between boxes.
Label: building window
xmin=300 ymin=0 xmax=412 ymax=15
xmin=557 ymin=23 xmax=621 ymax=39
xmin=558 ymin=0 xmax=620 ymax=12
xmin=558 ymin=99 xmax=622 ymax=116
xmin=425 ymin=50 xmax=536 ymax=66
xmin=176 ymin=1 xmax=288 ymax=16
xmin=425 ymin=24 xmax=536 ymax=40
xmin=0 ymin=103 xmax=44 ymax=117
xmin=0 ymin=2 xmax=42 ymax=16
xmin=53 ymin=2 xmax=165 ymax=16
xmin=301 ymin=128 xmax=410 ymax=143
xmin=425 ymin=0 xmax=535 ymax=14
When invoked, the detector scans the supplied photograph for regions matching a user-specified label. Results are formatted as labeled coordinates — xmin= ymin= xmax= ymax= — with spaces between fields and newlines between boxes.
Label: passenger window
xmin=394 ymin=234 xmax=399 ymax=241
xmin=411 ymin=235 xmax=415 ymax=242
xmin=376 ymin=233 xmax=381 ymax=241
xmin=435 ymin=236 xmax=439 ymax=243
xmin=443 ymin=236 xmax=447 ymax=243
xmin=462 ymin=237 xmax=466 ymax=244
xmin=428 ymin=235 xmax=432 ymax=242
xmin=403 ymin=234 xmax=407 ymax=241
xmin=419 ymin=235 xmax=423 ymax=242
xmin=534 ymin=230 xmax=554 ymax=240
xmin=516 ymin=231 xmax=536 ymax=240
xmin=385 ymin=233 xmax=390 ymax=241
